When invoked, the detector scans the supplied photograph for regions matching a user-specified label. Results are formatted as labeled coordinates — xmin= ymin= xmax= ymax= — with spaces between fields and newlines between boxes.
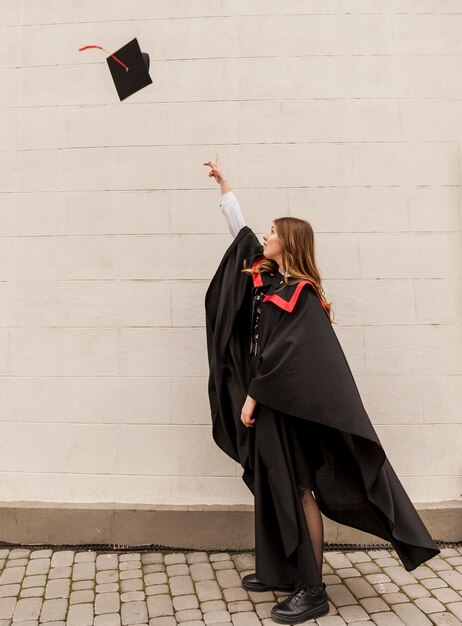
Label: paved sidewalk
xmin=0 ymin=546 xmax=461 ymax=626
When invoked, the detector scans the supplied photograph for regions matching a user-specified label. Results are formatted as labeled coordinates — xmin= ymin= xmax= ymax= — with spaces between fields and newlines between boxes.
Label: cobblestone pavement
xmin=0 ymin=546 xmax=461 ymax=626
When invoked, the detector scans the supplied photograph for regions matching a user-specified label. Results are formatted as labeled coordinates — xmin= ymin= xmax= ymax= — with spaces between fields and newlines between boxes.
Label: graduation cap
xmin=79 ymin=38 xmax=153 ymax=101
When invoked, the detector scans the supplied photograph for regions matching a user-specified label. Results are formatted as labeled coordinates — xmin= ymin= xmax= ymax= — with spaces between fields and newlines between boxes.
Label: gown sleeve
xmin=205 ymin=225 xmax=264 ymax=464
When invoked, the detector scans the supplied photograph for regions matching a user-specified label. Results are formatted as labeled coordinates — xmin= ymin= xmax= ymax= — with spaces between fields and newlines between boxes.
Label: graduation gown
xmin=205 ymin=225 xmax=440 ymax=586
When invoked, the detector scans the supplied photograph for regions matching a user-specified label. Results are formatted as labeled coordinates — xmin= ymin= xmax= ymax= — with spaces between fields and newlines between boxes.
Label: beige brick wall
xmin=0 ymin=1 xmax=461 ymax=505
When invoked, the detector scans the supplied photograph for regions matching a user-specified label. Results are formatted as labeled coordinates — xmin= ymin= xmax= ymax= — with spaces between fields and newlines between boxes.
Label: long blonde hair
xmin=241 ymin=217 xmax=335 ymax=324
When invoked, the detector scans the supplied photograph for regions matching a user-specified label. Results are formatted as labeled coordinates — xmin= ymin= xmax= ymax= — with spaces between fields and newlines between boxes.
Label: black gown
xmin=205 ymin=225 xmax=440 ymax=587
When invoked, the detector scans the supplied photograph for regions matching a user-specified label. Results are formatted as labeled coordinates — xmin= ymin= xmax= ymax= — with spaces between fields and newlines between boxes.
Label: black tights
xmin=298 ymin=486 xmax=324 ymax=578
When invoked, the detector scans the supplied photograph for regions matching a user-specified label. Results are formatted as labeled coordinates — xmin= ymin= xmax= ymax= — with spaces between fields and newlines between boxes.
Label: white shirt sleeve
xmin=220 ymin=191 xmax=246 ymax=238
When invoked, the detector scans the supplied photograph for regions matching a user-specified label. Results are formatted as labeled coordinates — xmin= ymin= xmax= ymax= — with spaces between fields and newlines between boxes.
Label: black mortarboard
xmin=106 ymin=38 xmax=152 ymax=101
xmin=79 ymin=38 xmax=153 ymax=101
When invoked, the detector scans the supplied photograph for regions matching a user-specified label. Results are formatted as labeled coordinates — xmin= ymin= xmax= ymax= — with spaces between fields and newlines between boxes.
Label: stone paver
xmin=23 ymin=574 xmax=46 ymax=589
xmin=0 ymin=566 xmax=25 ymax=585
xmin=431 ymin=612 xmax=462 ymax=626
xmin=231 ymin=611 xmax=261 ymax=625
xmin=168 ymin=574 xmax=195 ymax=595
xmin=75 ymin=552 xmax=96 ymax=563
xmin=96 ymin=570 xmax=119 ymax=584
xmin=147 ymin=594 xmax=174 ymax=618
xmin=97 ymin=555 xmax=119 ymax=571
xmin=145 ymin=583 xmax=169 ymax=596
xmin=19 ymin=587 xmax=43 ymax=599
xmin=360 ymin=596 xmax=390 ymax=613
xmin=94 ymin=614 xmax=121 ymax=626
xmin=73 ymin=562 xmax=96 ymax=581
xmin=12 ymin=597 xmax=42 ymax=621
xmin=51 ymin=550 xmax=75 ymax=568
xmin=67 ymin=602 xmax=94 ymax=626
xmin=356 ymin=562 xmax=382 ymax=575
xmin=49 ymin=565 xmax=72 ymax=579
xmin=190 ymin=563 xmax=215 ymax=582
xmin=0 ymin=597 xmax=17 ymax=620
xmin=95 ymin=591 xmax=120 ymax=614
xmin=75 ymin=580 xmax=96 ymax=591
xmin=39 ymin=598 xmax=68 ymax=622
xmin=0 ymin=584 xmax=20 ymax=598
xmin=344 ymin=577 xmax=377 ymax=598
xmin=120 ymin=599 xmax=148 ymax=625
xmin=44 ymin=578 xmax=71 ymax=599
xmin=120 ymin=579 xmax=143 ymax=593
xmin=70 ymin=589 xmax=95 ymax=605
xmin=392 ymin=601 xmax=433 ymax=624
xmin=0 ymin=546 xmax=458 ymax=625
xmin=371 ymin=612 xmax=406 ymax=625
xmin=327 ymin=583 xmax=357 ymax=606
xmin=25 ymin=558 xmax=50 ymax=576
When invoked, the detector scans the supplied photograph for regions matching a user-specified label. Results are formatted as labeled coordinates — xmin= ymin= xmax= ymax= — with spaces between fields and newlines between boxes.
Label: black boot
xmin=271 ymin=581 xmax=329 ymax=624
xmin=241 ymin=572 xmax=299 ymax=593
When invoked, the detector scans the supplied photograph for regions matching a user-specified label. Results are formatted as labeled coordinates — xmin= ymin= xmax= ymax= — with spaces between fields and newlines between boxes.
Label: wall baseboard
xmin=0 ymin=501 xmax=460 ymax=549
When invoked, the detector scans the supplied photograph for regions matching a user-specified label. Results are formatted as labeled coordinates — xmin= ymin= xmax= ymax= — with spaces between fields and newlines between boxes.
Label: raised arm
xmin=204 ymin=154 xmax=246 ymax=238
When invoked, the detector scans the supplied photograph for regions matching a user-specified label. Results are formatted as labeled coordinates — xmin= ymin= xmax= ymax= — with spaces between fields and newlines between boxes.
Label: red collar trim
xmin=251 ymin=255 xmax=266 ymax=287
xmin=251 ymin=255 xmax=330 ymax=318
xmin=263 ymin=281 xmax=330 ymax=318
xmin=263 ymin=281 xmax=309 ymax=313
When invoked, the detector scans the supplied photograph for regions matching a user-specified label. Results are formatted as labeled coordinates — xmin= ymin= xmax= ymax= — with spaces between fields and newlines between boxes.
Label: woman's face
xmin=263 ymin=222 xmax=283 ymax=261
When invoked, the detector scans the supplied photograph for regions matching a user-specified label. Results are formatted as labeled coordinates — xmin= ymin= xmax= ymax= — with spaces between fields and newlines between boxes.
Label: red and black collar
xmin=251 ymin=254 xmax=330 ymax=318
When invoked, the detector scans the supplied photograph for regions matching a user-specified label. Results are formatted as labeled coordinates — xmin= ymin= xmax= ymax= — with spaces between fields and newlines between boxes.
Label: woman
xmin=203 ymin=155 xmax=440 ymax=625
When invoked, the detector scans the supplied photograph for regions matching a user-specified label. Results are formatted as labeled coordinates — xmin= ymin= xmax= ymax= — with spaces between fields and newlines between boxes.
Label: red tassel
xmin=79 ymin=44 xmax=129 ymax=72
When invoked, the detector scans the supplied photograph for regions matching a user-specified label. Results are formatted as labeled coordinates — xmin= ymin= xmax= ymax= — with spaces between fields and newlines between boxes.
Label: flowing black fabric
xmin=205 ymin=225 xmax=440 ymax=585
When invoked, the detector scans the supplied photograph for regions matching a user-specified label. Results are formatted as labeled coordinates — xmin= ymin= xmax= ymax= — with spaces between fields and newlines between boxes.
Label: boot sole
xmin=271 ymin=600 xmax=329 ymax=624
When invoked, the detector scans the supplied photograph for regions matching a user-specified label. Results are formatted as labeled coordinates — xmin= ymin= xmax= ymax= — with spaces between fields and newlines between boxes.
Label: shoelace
xmin=291 ymin=582 xmax=324 ymax=606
